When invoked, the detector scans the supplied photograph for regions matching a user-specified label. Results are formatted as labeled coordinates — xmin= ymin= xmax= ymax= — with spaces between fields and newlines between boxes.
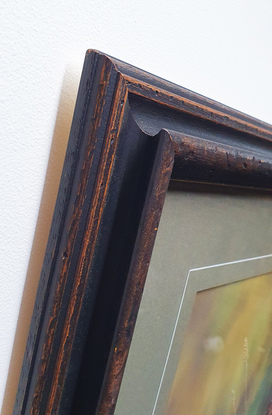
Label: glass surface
xmin=166 ymin=273 xmax=272 ymax=415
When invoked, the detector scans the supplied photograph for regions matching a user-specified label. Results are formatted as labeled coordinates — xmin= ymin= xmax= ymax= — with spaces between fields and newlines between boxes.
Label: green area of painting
xmin=166 ymin=273 xmax=272 ymax=415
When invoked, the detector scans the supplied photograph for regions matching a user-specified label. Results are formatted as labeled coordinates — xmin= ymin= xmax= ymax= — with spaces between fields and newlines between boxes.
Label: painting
xmin=166 ymin=273 xmax=272 ymax=415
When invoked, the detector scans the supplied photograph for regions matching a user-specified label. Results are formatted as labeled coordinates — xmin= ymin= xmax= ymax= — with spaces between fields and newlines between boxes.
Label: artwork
xmin=166 ymin=273 xmax=272 ymax=415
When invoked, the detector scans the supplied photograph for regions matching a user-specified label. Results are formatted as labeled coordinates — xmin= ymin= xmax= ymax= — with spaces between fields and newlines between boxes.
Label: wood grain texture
xmin=14 ymin=50 xmax=272 ymax=415
xmin=170 ymin=130 xmax=272 ymax=188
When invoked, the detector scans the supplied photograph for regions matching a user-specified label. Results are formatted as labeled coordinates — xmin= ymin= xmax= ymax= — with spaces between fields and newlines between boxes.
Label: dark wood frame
xmin=14 ymin=50 xmax=272 ymax=415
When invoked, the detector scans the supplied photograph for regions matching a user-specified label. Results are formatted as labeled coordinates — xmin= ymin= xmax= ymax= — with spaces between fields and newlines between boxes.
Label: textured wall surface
xmin=1 ymin=0 xmax=272 ymax=413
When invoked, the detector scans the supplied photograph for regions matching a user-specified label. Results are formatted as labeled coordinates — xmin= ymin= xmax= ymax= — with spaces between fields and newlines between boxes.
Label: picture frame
xmin=14 ymin=50 xmax=272 ymax=415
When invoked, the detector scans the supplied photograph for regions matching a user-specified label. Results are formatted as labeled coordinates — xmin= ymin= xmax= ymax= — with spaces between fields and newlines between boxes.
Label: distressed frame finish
xmin=14 ymin=50 xmax=272 ymax=415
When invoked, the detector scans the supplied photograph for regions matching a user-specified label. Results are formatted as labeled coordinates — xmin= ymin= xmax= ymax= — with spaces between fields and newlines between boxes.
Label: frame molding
xmin=14 ymin=50 xmax=272 ymax=415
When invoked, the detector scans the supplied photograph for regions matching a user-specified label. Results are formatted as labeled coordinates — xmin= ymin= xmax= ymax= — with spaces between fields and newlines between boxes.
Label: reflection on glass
xmin=166 ymin=273 xmax=272 ymax=415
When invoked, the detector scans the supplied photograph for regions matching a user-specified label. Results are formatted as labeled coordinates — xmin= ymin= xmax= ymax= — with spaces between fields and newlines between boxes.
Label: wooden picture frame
xmin=14 ymin=50 xmax=272 ymax=415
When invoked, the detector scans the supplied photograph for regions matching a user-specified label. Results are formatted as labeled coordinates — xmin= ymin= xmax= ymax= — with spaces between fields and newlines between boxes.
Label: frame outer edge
xmin=13 ymin=50 xmax=99 ymax=415
xmin=14 ymin=50 xmax=128 ymax=414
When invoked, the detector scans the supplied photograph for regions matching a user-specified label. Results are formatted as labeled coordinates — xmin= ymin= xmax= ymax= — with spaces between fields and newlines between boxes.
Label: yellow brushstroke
xmin=165 ymin=273 xmax=272 ymax=415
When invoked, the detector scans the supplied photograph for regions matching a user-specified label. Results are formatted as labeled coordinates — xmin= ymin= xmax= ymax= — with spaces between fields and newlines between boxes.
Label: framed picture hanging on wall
xmin=14 ymin=50 xmax=272 ymax=415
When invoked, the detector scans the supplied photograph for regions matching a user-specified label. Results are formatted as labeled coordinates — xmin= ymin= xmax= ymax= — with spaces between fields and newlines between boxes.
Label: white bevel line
xmin=151 ymin=253 xmax=272 ymax=415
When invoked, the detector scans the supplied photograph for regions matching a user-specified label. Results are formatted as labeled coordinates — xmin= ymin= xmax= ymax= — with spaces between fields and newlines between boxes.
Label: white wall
xmin=1 ymin=0 xmax=272 ymax=413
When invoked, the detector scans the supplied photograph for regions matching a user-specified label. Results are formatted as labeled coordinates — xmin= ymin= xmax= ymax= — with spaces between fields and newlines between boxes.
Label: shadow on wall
xmin=1 ymin=67 xmax=80 ymax=415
